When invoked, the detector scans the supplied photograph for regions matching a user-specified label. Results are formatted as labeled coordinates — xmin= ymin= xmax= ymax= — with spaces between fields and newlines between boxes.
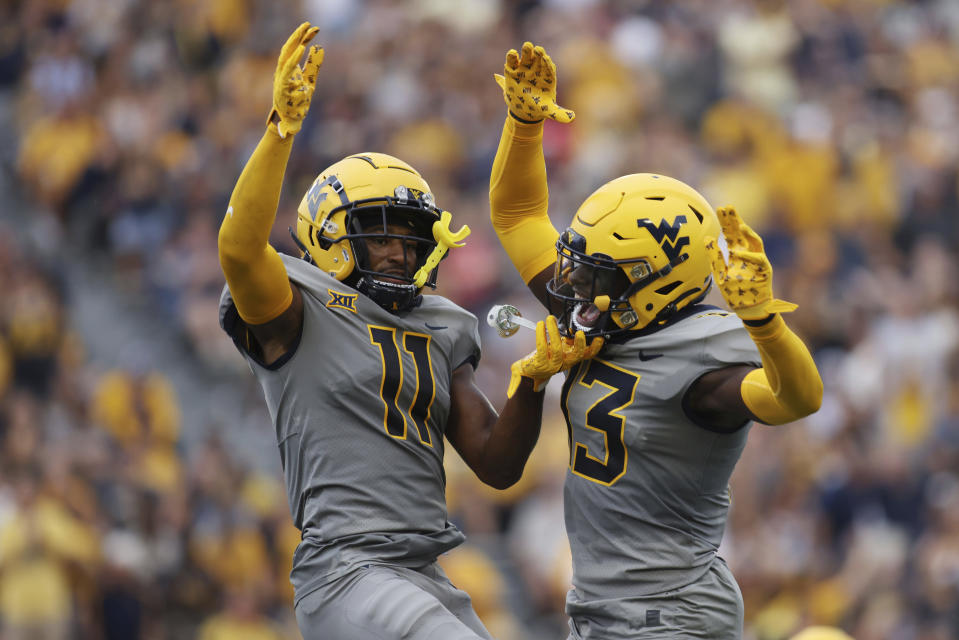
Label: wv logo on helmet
xmin=637 ymin=216 xmax=689 ymax=262
xmin=306 ymin=178 xmax=328 ymax=218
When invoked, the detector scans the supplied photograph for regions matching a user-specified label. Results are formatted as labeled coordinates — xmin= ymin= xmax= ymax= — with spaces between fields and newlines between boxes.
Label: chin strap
xmin=289 ymin=226 xmax=315 ymax=264
xmin=357 ymin=277 xmax=422 ymax=313
xmin=412 ymin=211 xmax=470 ymax=288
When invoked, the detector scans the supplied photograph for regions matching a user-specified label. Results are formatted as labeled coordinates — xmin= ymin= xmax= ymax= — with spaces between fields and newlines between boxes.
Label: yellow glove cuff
xmin=507 ymin=359 xmax=552 ymax=397
xmin=734 ymin=298 xmax=799 ymax=321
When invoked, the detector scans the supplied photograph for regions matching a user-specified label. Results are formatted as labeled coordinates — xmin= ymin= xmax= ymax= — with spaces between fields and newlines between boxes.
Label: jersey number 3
xmin=562 ymin=359 xmax=638 ymax=485
xmin=369 ymin=326 xmax=436 ymax=447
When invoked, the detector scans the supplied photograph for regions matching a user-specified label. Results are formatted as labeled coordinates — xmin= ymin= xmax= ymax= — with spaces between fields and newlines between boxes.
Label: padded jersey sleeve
xmin=699 ymin=316 xmax=762 ymax=371
xmin=417 ymin=296 xmax=482 ymax=372
xmin=218 ymin=284 xmax=248 ymax=354
xmin=672 ymin=311 xmax=762 ymax=404
xmin=453 ymin=310 xmax=482 ymax=371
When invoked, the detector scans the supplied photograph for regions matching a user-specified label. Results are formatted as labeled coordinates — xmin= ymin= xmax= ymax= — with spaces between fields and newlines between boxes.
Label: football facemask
xmin=347 ymin=201 xmax=439 ymax=312
xmin=293 ymin=153 xmax=467 ymax=313
xmin=547 ymin=229 xmax=673 ymax=338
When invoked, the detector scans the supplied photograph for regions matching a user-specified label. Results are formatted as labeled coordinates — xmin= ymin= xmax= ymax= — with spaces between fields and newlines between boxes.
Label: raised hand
xmin=494 ymin=42 xmax=574 ymax=124
xmin=704 ymin=207 xmax=798 ymax=321
xmin=270 ymin=22 xmax=324 ymax=138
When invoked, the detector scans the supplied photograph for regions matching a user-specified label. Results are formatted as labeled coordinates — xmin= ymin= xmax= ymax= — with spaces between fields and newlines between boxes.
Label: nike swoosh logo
xmin=425 ymin=323 xmax=448 ymax=330
xmin=638 ymin=350 xmax=663 ymax=362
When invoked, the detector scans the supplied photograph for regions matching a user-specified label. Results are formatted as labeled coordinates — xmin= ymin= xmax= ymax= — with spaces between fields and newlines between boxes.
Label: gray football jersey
xmin=218 ymin=254 xmax=480 ymax=602
xmin=560 ymin=307 xmax=761 ymax=615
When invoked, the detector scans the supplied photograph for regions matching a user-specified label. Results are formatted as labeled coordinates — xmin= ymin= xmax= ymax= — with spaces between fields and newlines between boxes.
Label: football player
xmin=490 ymin=43 xmax=823 ymax=639
xmin=217 ymin=25 xmax=600 ymax=640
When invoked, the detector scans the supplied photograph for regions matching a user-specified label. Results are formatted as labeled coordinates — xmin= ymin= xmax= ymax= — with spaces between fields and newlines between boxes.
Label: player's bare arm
xmin=525 ymin=265 xmax=556 ymax=309
xmin=683 ymin=364 xmax=757 ymax=432
xmin=217 ymin=23 xmax=322 ymax=364
xmin=444 ymin=364 xmax=543 ymax=490
xmin=446 ymin=316 xmax=602 ymax=489
xmin=242 ymin=286 xmax=304 ymax=365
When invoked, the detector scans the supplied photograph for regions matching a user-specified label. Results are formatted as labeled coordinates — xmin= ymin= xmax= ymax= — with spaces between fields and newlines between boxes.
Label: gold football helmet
xmin=293 ymin=152 xmax=463 ymax=312
xmin=547 ymin=173 xmax=721 ymax=338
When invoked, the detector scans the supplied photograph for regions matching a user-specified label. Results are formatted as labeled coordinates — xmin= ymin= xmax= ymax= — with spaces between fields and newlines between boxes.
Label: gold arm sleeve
xmin=741 ymin=315 xmax=823 ymax=425
xmin=217 ymin=128 xmax=295 ymax=325
xmin=489 ymin=116 xmax=559 ymax=283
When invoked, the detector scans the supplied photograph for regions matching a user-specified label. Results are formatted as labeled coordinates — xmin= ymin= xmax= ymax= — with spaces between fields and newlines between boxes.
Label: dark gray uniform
xmin=560 ymin=306 xmax=761 ymax=639
xmin=219 ymin=254 xmax=491 ymax=640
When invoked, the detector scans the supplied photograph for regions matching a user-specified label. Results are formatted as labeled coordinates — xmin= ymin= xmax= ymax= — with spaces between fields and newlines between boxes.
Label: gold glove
xmin=507 ymin=316 xmax=603 ymax=398
xmin=269 ymin=22 xmax=323 ymax=139
xmin=704 ymin=207 xmax=797 ymax=321
xmin=494 ymin=42 xmax=574 ymax=124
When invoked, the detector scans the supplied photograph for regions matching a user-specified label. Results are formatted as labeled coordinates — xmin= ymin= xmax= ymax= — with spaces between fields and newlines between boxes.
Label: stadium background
xmin=1 ymin=0 xmax=958 ymax=638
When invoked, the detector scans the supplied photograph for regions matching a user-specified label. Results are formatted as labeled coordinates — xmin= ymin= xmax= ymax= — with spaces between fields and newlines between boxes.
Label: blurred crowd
xmin=2 ymin=0 xmax=959 ymax=638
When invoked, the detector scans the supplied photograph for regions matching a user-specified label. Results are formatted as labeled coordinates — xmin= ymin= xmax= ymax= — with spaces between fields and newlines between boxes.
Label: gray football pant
xmin=566 ymin=557 xmax=744 ymax=639
xmin=294 ymin=562 xmax=494 ymax=640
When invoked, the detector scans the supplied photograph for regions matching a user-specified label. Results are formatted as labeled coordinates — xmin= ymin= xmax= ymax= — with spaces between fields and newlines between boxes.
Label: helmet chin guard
xmin=356 ymin=277 xmax=420 ymax=313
